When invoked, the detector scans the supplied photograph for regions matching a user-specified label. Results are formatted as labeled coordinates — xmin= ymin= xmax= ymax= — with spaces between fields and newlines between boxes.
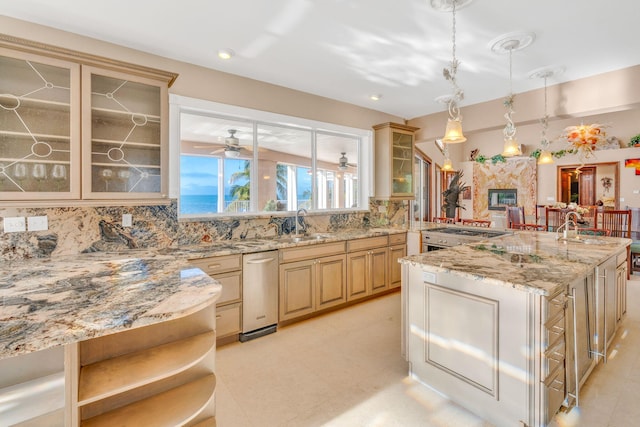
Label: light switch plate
xmin=4 ymin=217 xmax=26 ymax=233
xmin=28 ymin=216 xmax=48 ymax=231
xmin=122 ymin=213 xmax=132 ymax=227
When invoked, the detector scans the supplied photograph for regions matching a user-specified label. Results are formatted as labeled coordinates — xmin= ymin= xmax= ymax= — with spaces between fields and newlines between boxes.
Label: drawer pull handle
xmin=216 ymin=315 xmax=222 ymax=319
xmin=208 ymin=264 xmax=222 ymax=269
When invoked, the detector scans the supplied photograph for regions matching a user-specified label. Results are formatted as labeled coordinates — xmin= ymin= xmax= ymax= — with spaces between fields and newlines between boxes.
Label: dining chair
xmin=597 ymin=209 xmax=632 ymax=278
xmin=506 ymin=206 xmax=525 ymax=229
xmin=627 ymin=207 xmax=640 ymax=274
xmin=513 ymin=223 xmax=547 ymax=231
xmin=545 ymin=207 xmax=568 ymax=232
xmin=577 ymin=228 xmax=611 ymax=237
xmin=535 ymin=204 xmax=547 ymax=226
xmin=597 ymin=209 xmax=631 ymax=238
xmin=433 ymin=217 xmax=455 ymax=224
xmin=460 ymin=219 xmax=492 ymax=228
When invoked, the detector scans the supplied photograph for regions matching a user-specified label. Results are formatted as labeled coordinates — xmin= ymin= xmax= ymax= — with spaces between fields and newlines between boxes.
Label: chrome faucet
xmin=295 ymin=208 xmax=308 ymax=236
xmin=556 ymin=211 xmax=580 ymax=240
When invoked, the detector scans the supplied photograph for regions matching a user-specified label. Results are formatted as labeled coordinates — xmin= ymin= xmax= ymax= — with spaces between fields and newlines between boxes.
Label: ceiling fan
xmin=338 ymin=152 xmax=356 ymax=170
xmin=194 ymin=129 xmax=250 ymax=158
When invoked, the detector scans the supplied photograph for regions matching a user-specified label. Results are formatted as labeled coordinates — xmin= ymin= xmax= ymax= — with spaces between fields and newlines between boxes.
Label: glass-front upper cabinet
xmin=0 ymin=48 xmax=81 ymax=200
xmin=82 ymin=66 xmax=168 ymax=199
xmin=373 ymin=122 xmax=418 ymax=199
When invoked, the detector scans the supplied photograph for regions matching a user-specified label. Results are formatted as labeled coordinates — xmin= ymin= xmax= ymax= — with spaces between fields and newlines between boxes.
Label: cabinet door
xmin=391 ymin=130 xmax=414 ymax=198
xmin=616 ymin=262 xmax=627 ymax=323
xmin=389 ymin=244 xmax=406 ymax=289
xmin=316 ymin=254 xmax=347 ymax=310
xmin=347 ymin=251 xmax=369 ymax=301
xmin=82 ymin=66 xmax=168 ymax=199
xmin=279 ymin=259 xmax=315 ymax=321
xmin=0 ymin=48 xmax=80 ymax=200
xmin=370 ymin=247 xmax=388 ymax=294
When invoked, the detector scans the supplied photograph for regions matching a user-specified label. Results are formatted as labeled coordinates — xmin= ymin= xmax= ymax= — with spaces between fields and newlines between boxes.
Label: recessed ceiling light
xmin=370 ymin=94 xmax=382 ymax=101
xmin=218 ymin=49 xmax=235 ymax=60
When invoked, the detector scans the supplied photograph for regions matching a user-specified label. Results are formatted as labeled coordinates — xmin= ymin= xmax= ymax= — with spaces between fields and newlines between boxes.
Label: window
xmin=410 ymin=153 xmax=431 ymax=227
xmin=172 ymin=97 xmax=369 ymax=217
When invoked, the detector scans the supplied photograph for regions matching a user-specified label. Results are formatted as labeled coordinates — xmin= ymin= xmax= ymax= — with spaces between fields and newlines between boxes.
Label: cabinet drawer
xmin=279 ymin=241 xmax=346 ymax=263
xmin=213 ymin=271 xmax=241 ymax=305
xmin=190 ymin=254 xmax=242 ymax=275
xmin=388 ymin=233 xmax=407 ymax=246
xmin=216 ymin=303 xmax=241 ymax=338
xmin=347 ymin=236 xmax=388 ymax=252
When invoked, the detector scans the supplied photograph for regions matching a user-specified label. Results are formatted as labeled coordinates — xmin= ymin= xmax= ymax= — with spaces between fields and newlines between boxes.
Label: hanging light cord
xmin=540 ymin=75 xmax=549 ymax=146
xmin=503 ymin=47 xmax=516 ymax=139
xmin=444 ymin=0 xmax=463 ymax=120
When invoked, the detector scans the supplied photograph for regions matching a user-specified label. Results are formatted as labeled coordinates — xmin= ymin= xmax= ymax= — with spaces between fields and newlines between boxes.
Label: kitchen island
xmin=400 ymin=231 xmax=630 ymax=427
xmin=0 ymin=250 xmax=222 ymax=426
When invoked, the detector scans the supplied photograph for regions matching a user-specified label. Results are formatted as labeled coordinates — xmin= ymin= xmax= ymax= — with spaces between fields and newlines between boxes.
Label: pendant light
xmin=491 ymin=32 xmax=535 ymax=158
xmin=536 ymin=70 xmax=554 ymax=164
xmin=434 ymin=0 xmax=469 ymax=144
xmin=501 ymin=41 xmax=521 ymax=157
xmin=442 ymin=142 xmax=453 ymax=171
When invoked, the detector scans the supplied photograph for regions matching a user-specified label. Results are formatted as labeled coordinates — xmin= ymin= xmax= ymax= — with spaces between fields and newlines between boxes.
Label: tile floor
xmin=215 ymin=276 xmax=640 ymax=426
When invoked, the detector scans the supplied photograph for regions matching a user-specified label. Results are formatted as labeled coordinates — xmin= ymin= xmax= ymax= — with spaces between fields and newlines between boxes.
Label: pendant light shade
xmin=443 ymin=117 xmax=466 ymax=144
xmin=537 ymin=150 xmax=554 ymax=164
xmin=502 ymin=136 xmax=521 ymax=157
xmin=442 ymin=157 xmax=453 ymax=171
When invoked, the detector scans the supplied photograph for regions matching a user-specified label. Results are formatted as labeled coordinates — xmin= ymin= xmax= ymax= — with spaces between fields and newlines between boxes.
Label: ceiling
xmin=1 ymin=0 xmax=639 ymax=120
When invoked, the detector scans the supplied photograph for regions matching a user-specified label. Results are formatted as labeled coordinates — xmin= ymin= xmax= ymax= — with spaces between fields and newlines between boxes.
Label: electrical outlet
xmin=377 ymin=205 xmax=387 ymax=213
xmin=27 ymin=216 xmax=48 ymax=231
xmin=4 ymin=217 xmax=26 ymax=233
xmin=634 ymin=190 xmax=640 ymax=194
xmin=122 ymin=213 xmax=132 ymax=227
xmin=620 ymin=197 xmax=625 ymax=202
xmin=546 ymin=196 xmax=555 ymax=201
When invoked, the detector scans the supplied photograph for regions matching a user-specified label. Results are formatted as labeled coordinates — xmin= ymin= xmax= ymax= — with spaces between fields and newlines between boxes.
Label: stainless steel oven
xmin=422 ymin=226 xmax=511 ymax=251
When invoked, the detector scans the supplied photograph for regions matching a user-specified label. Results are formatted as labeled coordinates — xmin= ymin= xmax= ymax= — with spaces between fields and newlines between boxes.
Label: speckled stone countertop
xmin=400 ymin=231 xmax=631 ymax=296
xmin=0 ymin=227 xmax=406 ymax=359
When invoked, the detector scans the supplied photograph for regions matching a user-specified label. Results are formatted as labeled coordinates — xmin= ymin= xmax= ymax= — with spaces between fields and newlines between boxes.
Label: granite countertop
xmin=400 ymin=231 xmax=631 ymax=296
xmin=0 ymin=227 xmax=406 ymax=359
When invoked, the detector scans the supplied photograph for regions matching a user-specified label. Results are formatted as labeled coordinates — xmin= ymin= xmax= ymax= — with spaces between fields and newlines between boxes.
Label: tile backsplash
xmin=0 ymin=198 xmax=407 ymax=261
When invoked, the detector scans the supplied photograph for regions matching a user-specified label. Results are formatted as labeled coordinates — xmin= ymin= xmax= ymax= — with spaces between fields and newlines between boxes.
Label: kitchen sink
xmin=279 ymin=233 xmax=331 ymax=243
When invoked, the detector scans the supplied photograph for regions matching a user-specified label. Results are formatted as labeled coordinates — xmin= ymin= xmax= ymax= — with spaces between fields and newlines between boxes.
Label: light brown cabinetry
xmin=66 ymin=304 xmax=216 ymax=426
xmin=279 ymin=242 xmax=347 ymax=322
xmin=0 ymin=35 xmax=176 ymax=203
xmin=190 ymin=254 xmax=242 ymax=342
xmin=388 ymin=232 xmax=407 ymax=289
xmin=373 ymin=122 xmax=418 ymax=200
xmin=347 ymin=235 xmax=389 ymax=301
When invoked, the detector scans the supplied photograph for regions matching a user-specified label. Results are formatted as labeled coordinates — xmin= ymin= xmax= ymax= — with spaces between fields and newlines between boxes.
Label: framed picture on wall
xmin=462 ymin=186 xmax=471 ymax=200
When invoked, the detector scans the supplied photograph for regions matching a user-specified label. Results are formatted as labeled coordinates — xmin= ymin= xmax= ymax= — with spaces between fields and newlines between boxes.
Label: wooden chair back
xmin=545 ymin=207 xmax=568 ymax=232
xmin=506 ymin=206 xmax=525 ymax=229
xmin=513 ymin=223 xmax=546 ymax=231
xmin=433 ymin=217 xmax=455 ymax=224
xmin=460 ymin=219 xmax=492 ymax=228
xmin=597 ymin=209 xmax=631 ymax=238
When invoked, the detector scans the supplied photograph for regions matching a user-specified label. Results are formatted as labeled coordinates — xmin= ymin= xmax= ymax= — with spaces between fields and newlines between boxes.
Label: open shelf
xmin=91 ymin=106 xmax=161 ymax=122
xmin=81 ymin=374 xmax=216 ymax=427
xmin=78 ymin=331 xmax=215 ymax=405
xmin=91 ymin=138 xmax=161 ymax=149
xmin=0 ymin=94 xmax=71 ymax=110
xmin=91 ymin=162 xmax=161 ymax=170
xmin=0 ymin=129 xmax=71 ymax=141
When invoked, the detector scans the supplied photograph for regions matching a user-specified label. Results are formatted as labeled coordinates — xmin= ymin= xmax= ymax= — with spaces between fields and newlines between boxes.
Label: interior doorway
xmin=557 ymin=162 xmax=619 ymax=208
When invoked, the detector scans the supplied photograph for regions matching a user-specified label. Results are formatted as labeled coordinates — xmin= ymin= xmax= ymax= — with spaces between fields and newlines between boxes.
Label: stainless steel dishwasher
xmin=239 ymin=250 xmax=279 ymax=342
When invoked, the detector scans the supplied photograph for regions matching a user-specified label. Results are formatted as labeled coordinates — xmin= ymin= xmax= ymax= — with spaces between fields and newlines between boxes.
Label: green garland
xmin=474 ymin=148 xmax=577 ymax=164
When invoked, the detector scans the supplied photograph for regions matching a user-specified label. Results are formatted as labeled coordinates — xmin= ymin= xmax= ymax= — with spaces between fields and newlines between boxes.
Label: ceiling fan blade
xmin=209 ymin=148 xmax=225 ymax=155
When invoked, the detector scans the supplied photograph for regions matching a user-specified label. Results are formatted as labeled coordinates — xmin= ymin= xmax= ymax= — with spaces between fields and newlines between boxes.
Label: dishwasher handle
xmin=245 ymin=257 xmax=276 ymax=264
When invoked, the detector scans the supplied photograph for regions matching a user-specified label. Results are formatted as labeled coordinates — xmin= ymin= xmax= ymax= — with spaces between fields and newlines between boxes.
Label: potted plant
xmin=442 ymin=171 xmax=468 ymax=219
xmin=631 ymin=134 xmax=640 ymax=147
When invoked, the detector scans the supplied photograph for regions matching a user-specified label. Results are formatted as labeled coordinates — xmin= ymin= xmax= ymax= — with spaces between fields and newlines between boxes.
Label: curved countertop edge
xmin=400 ymin=232 xmax=631 ymax=296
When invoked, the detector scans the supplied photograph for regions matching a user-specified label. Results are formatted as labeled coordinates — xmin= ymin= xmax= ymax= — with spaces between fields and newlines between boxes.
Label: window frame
xmin=169 ymin=95 xmax=372 ymax=218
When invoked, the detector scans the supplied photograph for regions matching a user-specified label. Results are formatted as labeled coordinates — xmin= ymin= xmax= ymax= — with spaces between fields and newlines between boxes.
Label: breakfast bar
xmin=400 ymin=230 xmax=630 ymax=427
